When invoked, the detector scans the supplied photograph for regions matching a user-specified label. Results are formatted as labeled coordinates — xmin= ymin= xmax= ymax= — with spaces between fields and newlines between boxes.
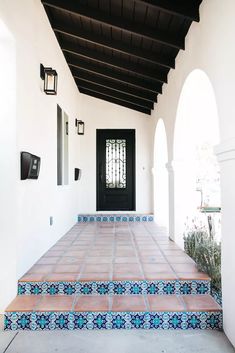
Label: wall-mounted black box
xmin=74 ymin=168 xmax=81 ymax=181
xmin=21 ymin=152 xmax=41 ymax=180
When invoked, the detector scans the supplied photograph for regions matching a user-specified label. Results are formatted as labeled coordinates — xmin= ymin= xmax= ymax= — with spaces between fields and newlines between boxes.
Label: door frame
xmin=96 ymin=129 xmax=136 ymax=211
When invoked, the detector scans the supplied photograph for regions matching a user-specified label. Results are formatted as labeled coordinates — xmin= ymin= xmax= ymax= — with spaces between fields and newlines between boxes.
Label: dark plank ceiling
xmin=41 ymin=0 xmax=202 ymax=115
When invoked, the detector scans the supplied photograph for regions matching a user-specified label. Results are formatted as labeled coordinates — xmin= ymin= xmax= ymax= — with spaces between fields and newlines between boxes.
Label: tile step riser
xmin=77 ymin=215 xmax=154 ymax=222
xmin=4 ymin=311 xmax=222 ymax=331
xmin=18 ymin=280 xmax=211 ymax=296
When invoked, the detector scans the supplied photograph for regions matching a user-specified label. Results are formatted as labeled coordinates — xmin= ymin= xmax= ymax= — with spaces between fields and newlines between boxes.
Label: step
xmin=18 ymin=279 xmax=211 ymax=296
xmin=77 ymin=214 xmax=154 ymax=222
xmin=4 ymin=294 xmax=222 ymax=330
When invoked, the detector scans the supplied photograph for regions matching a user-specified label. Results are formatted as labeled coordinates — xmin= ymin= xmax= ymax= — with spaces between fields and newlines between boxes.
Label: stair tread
xmin=5 ymin=294 xmax=221 ymax=313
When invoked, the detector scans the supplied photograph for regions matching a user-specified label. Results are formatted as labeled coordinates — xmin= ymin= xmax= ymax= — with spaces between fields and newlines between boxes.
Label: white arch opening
xmin=173 ymin=69 xmax=220 ymax=247
xmin=154 ymin=119 xmax=169 ymax=231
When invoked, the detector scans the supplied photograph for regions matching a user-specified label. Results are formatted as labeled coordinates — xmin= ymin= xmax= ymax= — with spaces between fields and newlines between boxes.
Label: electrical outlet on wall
xmin=49 ymin=216 xmax=53 ymax=226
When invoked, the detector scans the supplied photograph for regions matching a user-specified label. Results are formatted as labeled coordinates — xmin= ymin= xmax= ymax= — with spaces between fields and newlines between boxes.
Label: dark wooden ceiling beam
xmin=76 ymin=80 xmax=154 ymax=110
xmin=72 ymin=69 xmax=158 ymax=103
xmin=54 ymin=23 xmax=175 ymax=69
xmin=67 ymin=55 xmax=163 ymax=93
xmin=42 ymin=0 xmax=184 ymax=49
xmin=134 ymin=0 xmax=200 ymax=22
xmin=79 ymin=88 xmax=151 ymax=115
xmin=62 ymin=41 xmax=168 ymax=83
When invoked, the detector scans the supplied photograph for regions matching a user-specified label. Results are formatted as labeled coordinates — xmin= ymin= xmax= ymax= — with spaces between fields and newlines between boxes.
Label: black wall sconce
xmin=40 ymin=63 xmax=58 ymax=95
xmin=75 ymin=119 xmax=85 ymax=135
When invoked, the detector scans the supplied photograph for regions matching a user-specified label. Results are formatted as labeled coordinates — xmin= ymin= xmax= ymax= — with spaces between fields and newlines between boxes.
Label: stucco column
xmin=166 ymin=160 xmax=198 ymax=248
xmin=215 ymin=138 xmax=235 ymax=347
xmin=166 ymin=162 xmax=174 ymax=241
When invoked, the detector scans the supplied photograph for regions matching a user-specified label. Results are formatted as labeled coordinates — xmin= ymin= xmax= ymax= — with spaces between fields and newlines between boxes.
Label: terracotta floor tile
xmin=44 ymin=250 xmax=64 ymax=257
xmin=142 ymin=264 xmax=172 ymax=273
xmin=5 ymin=296 xmax=41 ymax=312
xmin=85 ymin=257 xmax=113 ymax=263
xmin=36 ymin=295 xmax=74 ymax=312
xmin=166 ymin=256 xmax=195 ymax=264
xmin=115 ymin=250 xmax=136 ymax=257
xmin=162 ymin=250 xmax=185 ymax=256
xmin=36 ymin=257 xmax=60 ymax=265
xmin=139 ymin=251 xmax=162 ymax=256
xmin=79 ymin=273 xmax=110 ymax=281
xmin=159 ymin=245 xmax=179 ymax=250
xmin=83 ymin=264 xmax=111 ymax=273
xmin=112 ymin=296 xmax=146 ymax=312
xmin=113 ymin=272 xmax=144 ymax=281
xmin=92 ymin=245 xmax=113 ymax=249
xmin=88 ymin=250 xmax=113 ymax=257
xmin=116 ymin=246 xmax=134 ymax=251
xmin=28 ymin=265 xmax=55 ymax=274
xmin=46 ymin=273 xmax=78 ymax=281
xmin=64 ymin=251 xmax=86 ymax=257
xmin=147 ymin=295 xmax=184 ymax=312
xmin=183 ymin=295 xmax=221 ymax=311
xmin=171 ymin=263 xmax=198 ymax=273
xmin=140 ymin=256 xmax=167 ymax=264
xmin=114 ymin=257 xmax=138 ymax=264
xmin=58 ymin=257 xmax=83 ymax=265
xmin=114 ymin=264 xmax=141 ymax=273
xmin=144 ymin=272 xmax=177 ymax=280
xmin=74 ymin=296 xmax=109 ymax=312
xmin=137 ymin=245 xmax=158 ymax=250
xmin=19 ymin=273 xmax=46 ymax=282
xmin=177 ymin=272 xmax=210 ymax=280
xmin=53 ymin=264 xmax=81 ymax=273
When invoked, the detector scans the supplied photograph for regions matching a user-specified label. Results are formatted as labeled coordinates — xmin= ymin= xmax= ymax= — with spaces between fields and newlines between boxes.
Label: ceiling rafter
xmin=72 ymin=70 xmax=158 ymax=103
xmin=79 ymin=88 xmax=151 ymax=115
xmin=67 ymin=55 xmax=163 ymax=93
xmin=62 ymin=41 xmax=168 ymax=83
xmin=42 ymin=0 xmax=185 ymax=49
xmin=77 ymin=80 xmax=154 ymax=110
xmin=54 ymin=23 xmax=175 ymax=68
xmin=134 ymin=0 xmax=200 ymax=22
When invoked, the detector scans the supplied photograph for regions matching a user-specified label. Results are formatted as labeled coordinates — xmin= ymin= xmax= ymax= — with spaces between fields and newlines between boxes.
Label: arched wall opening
xmin=0 ymin=19 xmax=17 ymax=312
xmin=173 ymin=69 xmax=220 ymax=248
xmin=154 ymin=119 xmax=169 ymax=231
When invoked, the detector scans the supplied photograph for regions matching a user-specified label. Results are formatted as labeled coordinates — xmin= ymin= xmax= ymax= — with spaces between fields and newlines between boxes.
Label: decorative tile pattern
xmin=211 ymin=288 xmax=222 ymax=307
xmin=77 ymin=215 xmax=154 ymax=222
xmin=4 ymin=311 xmax=222 ymax=331
xmin=18 ymin=280 xmax=211 ymax=296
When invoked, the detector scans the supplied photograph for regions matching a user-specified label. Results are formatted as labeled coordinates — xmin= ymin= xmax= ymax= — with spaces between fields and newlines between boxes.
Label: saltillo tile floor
xmin=4 ymin=222 xmax=222 ymax=330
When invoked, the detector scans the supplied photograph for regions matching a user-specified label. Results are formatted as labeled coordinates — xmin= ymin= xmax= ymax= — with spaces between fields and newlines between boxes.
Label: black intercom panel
xmin=74 ymin=168 xmax=81 ymax=181
xmin=21 ymin=152 xmax=41 ymax=180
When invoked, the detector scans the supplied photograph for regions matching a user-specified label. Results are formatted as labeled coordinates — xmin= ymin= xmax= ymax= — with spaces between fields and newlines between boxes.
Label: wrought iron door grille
xmin=106 ymin=139 xmax=126 ymax=189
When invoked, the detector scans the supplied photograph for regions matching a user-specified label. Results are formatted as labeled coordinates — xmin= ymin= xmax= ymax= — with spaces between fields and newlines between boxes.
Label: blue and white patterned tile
xmin=4 ymin=311 xmax=223 ymax=331
xmin=77 ymin=215 xmax=154 ymax=223
xmin=17 ymin=280 xmax=211 ymax=296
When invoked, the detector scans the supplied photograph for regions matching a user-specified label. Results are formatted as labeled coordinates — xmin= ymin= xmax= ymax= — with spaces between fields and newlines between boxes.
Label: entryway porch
xmin=4 ymin=219 xmax=221 ymax=331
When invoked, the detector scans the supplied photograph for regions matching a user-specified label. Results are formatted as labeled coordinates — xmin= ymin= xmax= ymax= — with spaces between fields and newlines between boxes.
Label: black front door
xmin=97 ymin=129 xmax=136 ymax=211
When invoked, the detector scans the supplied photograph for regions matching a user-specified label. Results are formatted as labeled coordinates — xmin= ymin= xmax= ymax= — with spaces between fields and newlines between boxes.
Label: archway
xmin=173 ymin=69 xmax=220 ymax=247
xmin=154 ymin=119 xmax=169 ymax=231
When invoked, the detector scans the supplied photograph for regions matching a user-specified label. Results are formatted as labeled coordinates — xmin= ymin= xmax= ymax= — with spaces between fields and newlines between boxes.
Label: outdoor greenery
xmin=184 ymin=219 xmax=221 ymax=291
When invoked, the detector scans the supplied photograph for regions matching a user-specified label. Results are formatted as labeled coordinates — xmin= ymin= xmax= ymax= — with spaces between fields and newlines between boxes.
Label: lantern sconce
xmin=40 ymin=64 xmax=58 ymax=95
xmin=75 ymin=119 xmax=85 ymax=135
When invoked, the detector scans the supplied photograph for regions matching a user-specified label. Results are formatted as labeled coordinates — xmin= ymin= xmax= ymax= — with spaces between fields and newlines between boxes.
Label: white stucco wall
xmin=0 ymin=0 xmax=83 ymax=312
xmin=150 ymin=0 xmax=235 ymax=346
xmin=77 ymin=94 xmax=153 ymax=214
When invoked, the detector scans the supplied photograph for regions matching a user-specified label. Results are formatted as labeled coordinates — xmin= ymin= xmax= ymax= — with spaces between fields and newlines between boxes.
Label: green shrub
xmin=184 ymin=230 xmax=221 ymax=290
